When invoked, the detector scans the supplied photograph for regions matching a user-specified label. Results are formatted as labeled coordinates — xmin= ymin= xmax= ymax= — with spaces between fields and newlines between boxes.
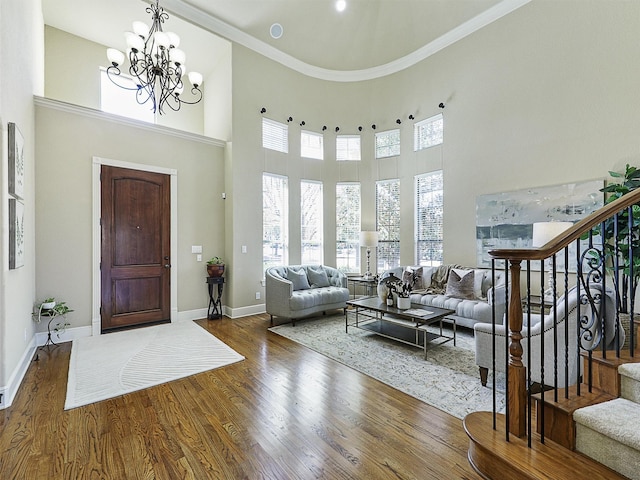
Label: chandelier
xmin=105 ymin=0 xmax=203 ymax=114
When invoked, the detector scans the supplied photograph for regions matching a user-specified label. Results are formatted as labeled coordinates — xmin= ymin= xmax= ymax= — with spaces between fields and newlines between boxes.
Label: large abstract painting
xmin=476 ymin=180 xmax=604 ymax=268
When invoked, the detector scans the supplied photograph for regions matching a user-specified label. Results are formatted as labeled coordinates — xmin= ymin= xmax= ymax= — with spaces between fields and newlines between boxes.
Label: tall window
xmin=414 ymin=114 xmax=444 ymax=151
xmin=375 ymin=129 xmax=401 ymax=159
xmin=415 ymin=171 xmax=444 ymax=266
xmin=301 ymin=130 xmax=324 ymax=160
xmin=262 ymin=118 xmax=289 ymax=153
xmin=376 ymin=179 xmax=401 ymax=271
xmin=263 ymin=173 xmax=288 ymax=271
xmin=100 ymin=69 xmax=154 ymax=123
xmin=301 ymin=180 xmax=324 ymax=264
xmin=336 ymin=135 xmax=361 ymax=161
xmin=336 ymin=183 xmax=361 ymax=273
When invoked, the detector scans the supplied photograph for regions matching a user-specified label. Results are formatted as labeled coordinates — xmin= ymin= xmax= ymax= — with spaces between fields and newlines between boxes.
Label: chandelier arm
xmin=105 ymin=66 xmax=140 ymax=91
xmin=173 ymin=87 xmax=203 ymax=106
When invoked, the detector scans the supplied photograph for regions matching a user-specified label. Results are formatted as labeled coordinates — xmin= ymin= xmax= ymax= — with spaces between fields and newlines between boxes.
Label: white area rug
xmin=65 ymin=321 xmax=244 ymax=410
xmin=270 ymin=315 xmax=505 ymax=419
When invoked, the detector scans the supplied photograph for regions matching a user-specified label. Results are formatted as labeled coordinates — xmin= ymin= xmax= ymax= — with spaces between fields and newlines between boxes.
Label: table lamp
xmin=360 ymin=231 xmax=379 ymax=280
xmin=532 ymin=221 xmax=573 ymax=298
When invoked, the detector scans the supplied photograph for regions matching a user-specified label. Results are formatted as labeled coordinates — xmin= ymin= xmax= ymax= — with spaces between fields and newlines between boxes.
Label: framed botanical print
xmin=9 ymin=198 xmax=25 ymax=269
xmin=9 ymin=122 xmax=25 ymax=200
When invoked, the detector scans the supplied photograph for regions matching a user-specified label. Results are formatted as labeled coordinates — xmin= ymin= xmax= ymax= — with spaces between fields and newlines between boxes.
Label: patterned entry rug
xmin=269 ymin=314 xmax=505 ymax=419
xmin=65 ymin=320 xmax=244 ymax=410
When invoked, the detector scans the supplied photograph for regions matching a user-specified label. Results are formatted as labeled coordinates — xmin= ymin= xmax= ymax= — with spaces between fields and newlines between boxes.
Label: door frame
xmin=92 ymin=156 xmax=178 ymax=336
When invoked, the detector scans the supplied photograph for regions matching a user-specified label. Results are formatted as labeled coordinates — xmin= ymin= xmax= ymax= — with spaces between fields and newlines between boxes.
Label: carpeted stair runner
xmin=574 ymin=363 xmax=640 ymax=480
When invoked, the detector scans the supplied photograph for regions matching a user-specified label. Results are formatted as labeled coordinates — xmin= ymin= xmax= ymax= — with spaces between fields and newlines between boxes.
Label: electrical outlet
xmin=256 ymin=292 xmax=261 ymax=300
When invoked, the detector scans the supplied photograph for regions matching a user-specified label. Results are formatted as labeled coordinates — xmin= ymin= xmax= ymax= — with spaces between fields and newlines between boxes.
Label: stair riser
xmin=576 ymin=424 xmax=640 ymax=480
xmin=620 ymin=371 xmax=640 ymax=404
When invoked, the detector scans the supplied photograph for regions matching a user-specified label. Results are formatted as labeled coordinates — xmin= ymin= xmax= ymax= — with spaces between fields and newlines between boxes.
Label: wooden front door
xmin=101 ymin=165 xmax=171 ymax=332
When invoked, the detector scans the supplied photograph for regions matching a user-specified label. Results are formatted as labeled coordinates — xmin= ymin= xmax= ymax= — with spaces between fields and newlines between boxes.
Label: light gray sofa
xmin=380 ymin=265 xmax=507 ymax=330
xmin=266 ymin=265 xmax=350 ymax=326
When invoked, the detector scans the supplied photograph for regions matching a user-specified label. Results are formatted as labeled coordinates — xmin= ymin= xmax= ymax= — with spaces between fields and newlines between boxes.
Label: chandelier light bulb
xmin=188 ymin=71 xmax=203 ymax=88
xmin=336 ymin=0 xmax=347 ymax=12
xmin=174 ymin=84 xmax=184 ymax=96
xmin=107 ymin=48 xmax=125 ymax=67
xmin=170 ymin=48 xmax=186 ymax=66
xmin=166 ymin=32 xmax=180 ymax=48
xmin=132 ymin=21 xmax=149 ymax=39
xmin=125 ymin=32 xmax=145 ymax=52
xmin=153 ymin=31 xmax=170 ymax=49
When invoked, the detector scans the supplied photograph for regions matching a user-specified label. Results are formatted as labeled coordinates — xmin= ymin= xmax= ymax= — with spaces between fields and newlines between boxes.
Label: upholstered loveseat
xmin=379 ymin=265 xmax=507 ymax=330
xmin=266 ymin=265 xmax=350 ymax=326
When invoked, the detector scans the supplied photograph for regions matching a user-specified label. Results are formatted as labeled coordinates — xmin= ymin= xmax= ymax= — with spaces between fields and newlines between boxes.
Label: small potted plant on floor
xmin=206 ymin=256 xmax=225 ymax=277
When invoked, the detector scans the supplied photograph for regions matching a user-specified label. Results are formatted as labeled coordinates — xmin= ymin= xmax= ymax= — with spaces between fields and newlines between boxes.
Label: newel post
xmin=507 ymin=259 xmax=526 ymax=437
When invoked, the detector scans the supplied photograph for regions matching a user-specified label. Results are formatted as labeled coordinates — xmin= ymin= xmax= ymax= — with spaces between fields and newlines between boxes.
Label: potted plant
xmin=593 ymin=164 xmax=640 ymax=314
xmin=396 ymin=282 xmax=412 ymax=310
xmin=206 ymin=256 xmax=225 ymax=277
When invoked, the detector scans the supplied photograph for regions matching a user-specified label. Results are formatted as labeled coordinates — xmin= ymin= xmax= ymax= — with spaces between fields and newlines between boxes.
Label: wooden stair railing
xmin=487 ymin=187 xmax=640 ymax=439
xmin=465 ymin=187 xmax=640 ymax=480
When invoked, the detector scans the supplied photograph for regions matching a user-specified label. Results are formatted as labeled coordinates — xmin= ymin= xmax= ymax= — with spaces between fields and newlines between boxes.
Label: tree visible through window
xmin=416 ymin=171 xmax=443 ymax=266
xmin=263 ymin=173 xmax=288 ymax=271
xmin=301 ymin=180 xmax=323 ymax=264
xmin=375 ymin=129 xmax=400 ymax=159
xmin=376 ymin=179 xmax=400 ymax=271
xmin=336 ymin=183 xmax=361 ymax=273
xmin=414 ymin=114 xmax=443 ymax=151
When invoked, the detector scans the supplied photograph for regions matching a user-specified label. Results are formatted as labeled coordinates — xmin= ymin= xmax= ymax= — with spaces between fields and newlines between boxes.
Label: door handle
xmin=164 ymin=264 xmax=171 ymax=269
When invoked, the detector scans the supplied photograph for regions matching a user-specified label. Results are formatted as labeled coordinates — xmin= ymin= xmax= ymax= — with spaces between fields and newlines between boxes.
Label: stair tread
xmin=574 ymin=397 xmax=640 ymax=450
xmin=582 ymin=349 xmax=640 ymax=366
xmin=464 ymin=411 xmax=626 ymax=480
xmin=531 ymin=385 xmax=614 ymax=413
xmin=619 ymin=362 xmax=640 ymax=380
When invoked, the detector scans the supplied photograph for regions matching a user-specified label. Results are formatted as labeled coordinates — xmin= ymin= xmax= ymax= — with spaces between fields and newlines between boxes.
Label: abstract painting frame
xmin=8 ymin=122 xmax=25 ymax=200
xmin=9 ymin=198 xmax=25 ymax=269
xmin=476 ymin=180 xmax=604 ymax=269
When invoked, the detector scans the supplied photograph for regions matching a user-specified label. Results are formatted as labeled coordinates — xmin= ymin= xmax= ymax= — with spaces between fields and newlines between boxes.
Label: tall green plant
xmin=600 ymin=164 xmax=640 ymax=313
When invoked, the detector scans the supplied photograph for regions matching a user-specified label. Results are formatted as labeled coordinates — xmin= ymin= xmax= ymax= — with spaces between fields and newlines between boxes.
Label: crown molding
xmin=34 ymin=96 xmax=226 ymax=147
xmin=162 ymin=0 xmax=532 ymax=82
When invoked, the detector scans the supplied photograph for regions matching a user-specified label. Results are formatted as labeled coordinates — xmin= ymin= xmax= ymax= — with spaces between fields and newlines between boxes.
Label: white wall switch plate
xmin=191 ymin=245 xmax=202 ymax=254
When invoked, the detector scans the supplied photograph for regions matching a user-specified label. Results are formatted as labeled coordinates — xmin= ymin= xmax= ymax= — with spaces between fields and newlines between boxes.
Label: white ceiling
xmin=42 ymin=0 xmax=530 ymax=82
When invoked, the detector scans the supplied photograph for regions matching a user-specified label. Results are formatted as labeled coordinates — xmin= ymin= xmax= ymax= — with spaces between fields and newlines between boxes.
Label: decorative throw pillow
xmin=445 ymin=269 xmax=475 ymax=300
xmin=307 ymin=266 xmax=330 ymax=287
xmin=402 ymin=267 xmax=424 ymax=290
xmin=287 ymin=268 xmax=311 ymax=291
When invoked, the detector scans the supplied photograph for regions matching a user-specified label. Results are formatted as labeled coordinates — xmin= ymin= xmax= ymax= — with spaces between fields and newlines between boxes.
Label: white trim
xmin=0 ymin=338 xmax=36 ymax=409
xmin=162 ymin=0 xmax=532 ymax=82
xmin=227 ymin=303 xmax=266 ymax=319
xmin=92 ymin=157 xmax=178 ymax=336
xmin=34 ymin=96 xmax=225 ymax=147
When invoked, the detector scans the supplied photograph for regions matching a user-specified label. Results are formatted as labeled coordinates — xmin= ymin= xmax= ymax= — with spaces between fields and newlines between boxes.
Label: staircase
xmin=464 ymin=187 xmax=640 ymax=479
xmin=574 ymin=363 xmax=640 ymax=479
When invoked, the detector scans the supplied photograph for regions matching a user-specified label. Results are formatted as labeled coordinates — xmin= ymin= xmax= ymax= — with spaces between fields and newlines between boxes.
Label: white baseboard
xmin=1 ymin=337 xmax=36 ymax=409
xmin=227 ymin=303 xmax=266 ymax=319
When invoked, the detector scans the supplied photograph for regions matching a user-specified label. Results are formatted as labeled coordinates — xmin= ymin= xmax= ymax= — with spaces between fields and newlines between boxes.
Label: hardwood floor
xmin=0 ymin=314 xmax=481 ymax=479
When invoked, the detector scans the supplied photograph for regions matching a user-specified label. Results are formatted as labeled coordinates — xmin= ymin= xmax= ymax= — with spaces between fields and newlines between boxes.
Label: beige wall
xmin=228 ymin=0 xmax=640 ymax=309
xmin=35 ymin=103 xmax=225 ymax=330
xmin=1 ymin=0 xmax=44 ymax=403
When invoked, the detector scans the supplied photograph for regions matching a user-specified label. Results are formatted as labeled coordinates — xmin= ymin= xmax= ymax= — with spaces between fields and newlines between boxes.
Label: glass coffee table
xmin=346 ymin=296 xmax=456 ymax=359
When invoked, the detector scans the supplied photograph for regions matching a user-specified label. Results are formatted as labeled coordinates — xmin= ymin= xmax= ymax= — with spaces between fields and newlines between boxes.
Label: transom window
xmin=100 ymin=69 xmax=155 ymax=123
xmin=336 ymin=135 xmax=361 ymax=161
xmin=415 ymin=171 xmax=444 ymax=266
xmin=375 ymin=129 xmax=400 ymax=159
xmin=301 ymin=130 xmax=324 ymax=160
xmin=336 ymin=182 xmax=361 ymax=273
xmin=262 ymin=118 xmax=289 ymax=153
xmin=414 ymin=114 xmax=444 ymax=151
